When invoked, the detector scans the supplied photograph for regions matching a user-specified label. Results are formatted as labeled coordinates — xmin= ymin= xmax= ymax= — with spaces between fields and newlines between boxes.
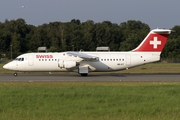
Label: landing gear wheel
xmin=81 ymin=73 xmax=88 ymax=76
xmin=13 ymin=73 xmax=18 ymax=77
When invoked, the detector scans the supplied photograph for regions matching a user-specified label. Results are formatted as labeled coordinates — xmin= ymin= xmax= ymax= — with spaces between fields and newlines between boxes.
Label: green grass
xmin=0 ymin=82 xmax=180 ymax=120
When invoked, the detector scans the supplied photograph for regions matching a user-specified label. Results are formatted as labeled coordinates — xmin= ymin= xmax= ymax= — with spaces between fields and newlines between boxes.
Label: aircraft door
xmin=28 ymin=55 xmax=34 ymax=66
xmin=126 ymin=55 xmax=131 ymax=66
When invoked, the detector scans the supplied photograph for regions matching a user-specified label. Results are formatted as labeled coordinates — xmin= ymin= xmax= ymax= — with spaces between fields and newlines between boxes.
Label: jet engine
xmin=58 ymin=60 xmax=78 ymax=69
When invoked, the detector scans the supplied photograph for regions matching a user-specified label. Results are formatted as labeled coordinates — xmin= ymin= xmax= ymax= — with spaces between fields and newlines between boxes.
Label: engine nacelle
xmin=58 ymin=60 xmax=77 ymax=69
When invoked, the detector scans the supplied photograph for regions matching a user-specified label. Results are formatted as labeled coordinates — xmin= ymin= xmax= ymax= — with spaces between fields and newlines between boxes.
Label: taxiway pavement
xmin=0 ymin=73 xmax=180 ymax=82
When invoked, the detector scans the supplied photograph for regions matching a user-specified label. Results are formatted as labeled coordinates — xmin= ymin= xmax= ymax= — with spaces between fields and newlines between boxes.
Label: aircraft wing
xmin=66 ymin=52 xmax=98 ymax=60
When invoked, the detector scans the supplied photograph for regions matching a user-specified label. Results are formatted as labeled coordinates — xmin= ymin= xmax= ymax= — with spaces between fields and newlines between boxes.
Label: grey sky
xmin=0 ymin=0 xmax=180 ymax=29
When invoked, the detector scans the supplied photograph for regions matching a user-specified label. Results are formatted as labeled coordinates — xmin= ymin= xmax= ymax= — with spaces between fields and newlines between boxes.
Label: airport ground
xmin=0 ymin=81 xmax=180 ymax=120
xmin=0 ymin=63 xmax=180 ymax=120
xmin=1 ymin=62 xmax=180 ymax=82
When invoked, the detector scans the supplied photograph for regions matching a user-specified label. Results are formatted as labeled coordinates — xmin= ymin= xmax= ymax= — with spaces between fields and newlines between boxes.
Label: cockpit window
xmin=14 ymin=57 xmax=24 ymax=61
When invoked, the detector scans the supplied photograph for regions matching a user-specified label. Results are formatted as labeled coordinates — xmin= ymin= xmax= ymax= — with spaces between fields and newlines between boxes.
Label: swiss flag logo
xmin=132 ymin=34 xmax=169 ymax=52
xmin=150 ymin=37 xmax=161 ymax=49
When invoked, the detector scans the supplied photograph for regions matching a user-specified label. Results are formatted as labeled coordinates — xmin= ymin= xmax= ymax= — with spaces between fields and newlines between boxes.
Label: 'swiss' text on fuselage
xmin=36 ymin=55 xmax=53 ymax=59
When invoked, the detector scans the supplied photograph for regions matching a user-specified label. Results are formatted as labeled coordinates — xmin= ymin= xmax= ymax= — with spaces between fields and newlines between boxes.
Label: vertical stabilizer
xmin=131 ymin=29 xmax=171 ymax=53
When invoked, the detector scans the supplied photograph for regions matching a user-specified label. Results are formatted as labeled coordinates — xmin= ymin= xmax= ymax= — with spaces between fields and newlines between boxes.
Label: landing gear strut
xmin=13 ymin=72 xmax=18 ymax=77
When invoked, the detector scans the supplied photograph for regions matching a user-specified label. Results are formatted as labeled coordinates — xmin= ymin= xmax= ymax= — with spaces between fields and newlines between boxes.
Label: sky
xmin=0 ymin=0 xmax=180 ymax=29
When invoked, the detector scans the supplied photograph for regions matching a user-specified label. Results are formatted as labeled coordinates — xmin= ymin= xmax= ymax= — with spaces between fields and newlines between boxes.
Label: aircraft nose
xmin=3 ymin=64 xmax=9 ymax=69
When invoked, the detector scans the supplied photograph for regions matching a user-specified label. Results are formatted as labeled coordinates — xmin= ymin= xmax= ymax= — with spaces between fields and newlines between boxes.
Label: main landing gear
xmin=13 ymin=72 xmax=18 ymax=77
xmin=80 ymin=73 xmax=88 ymax=76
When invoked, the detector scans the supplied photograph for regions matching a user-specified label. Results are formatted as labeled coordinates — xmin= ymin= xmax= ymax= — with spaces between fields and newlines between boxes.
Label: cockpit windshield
xmin=14 ymin=57 xmax=24 ymax=61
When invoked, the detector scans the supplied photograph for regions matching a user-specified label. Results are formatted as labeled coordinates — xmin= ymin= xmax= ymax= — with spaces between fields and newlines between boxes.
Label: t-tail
xmin=131 ymin=29 xmax=172 ymax=55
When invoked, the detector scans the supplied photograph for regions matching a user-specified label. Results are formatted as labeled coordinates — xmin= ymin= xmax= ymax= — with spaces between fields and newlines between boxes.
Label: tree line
xmin=0 ymin=18 xmax=179 ymax=59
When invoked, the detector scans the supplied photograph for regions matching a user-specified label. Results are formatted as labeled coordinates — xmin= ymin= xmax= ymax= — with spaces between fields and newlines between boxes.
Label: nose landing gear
xmin=13 ymin=72 xmax=18 ymax=77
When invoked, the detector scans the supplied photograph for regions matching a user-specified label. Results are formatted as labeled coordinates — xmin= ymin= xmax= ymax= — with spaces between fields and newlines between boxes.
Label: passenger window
xmin=116 ymin=59 xmax=118 ymax=61
xmin=52 ymin=59 xmax=54 ymax=61
xmin=110 ymin=59 xmax=112 ymax=61
xmin=55 ymin=59 xmax=57 ymax=61
xmin=104 ymin=59 xmax=106 ymax=61
xmin=101 ymin=59 xmax=103 ymax=61
xmin=122 ymin=59 xmax=124 ymax=61
xmin=42 ymin=59 xmax=44 ymax=61
xmin=107 ymin=59 xmax=109 ymax=61
xmin=45 ymin=59 xmax=47 ymax=61
xmin=39 ymin=59 xmax=41 ymax=61
xmin=49 ymin=59 xmax=51 ymax=61
xmin=119 ymin=59 xmax=121 ymax=61
xmin=113 ymin=59 xmax=115 ymax=61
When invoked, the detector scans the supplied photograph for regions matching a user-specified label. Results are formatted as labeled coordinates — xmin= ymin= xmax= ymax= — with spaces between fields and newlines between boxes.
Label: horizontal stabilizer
xmin=152 ymin=29 xmax=172 ymax=34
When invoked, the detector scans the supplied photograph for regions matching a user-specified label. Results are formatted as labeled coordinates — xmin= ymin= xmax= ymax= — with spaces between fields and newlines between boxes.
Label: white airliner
xmin=3 ymin=29 xmax=172 ymax=76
